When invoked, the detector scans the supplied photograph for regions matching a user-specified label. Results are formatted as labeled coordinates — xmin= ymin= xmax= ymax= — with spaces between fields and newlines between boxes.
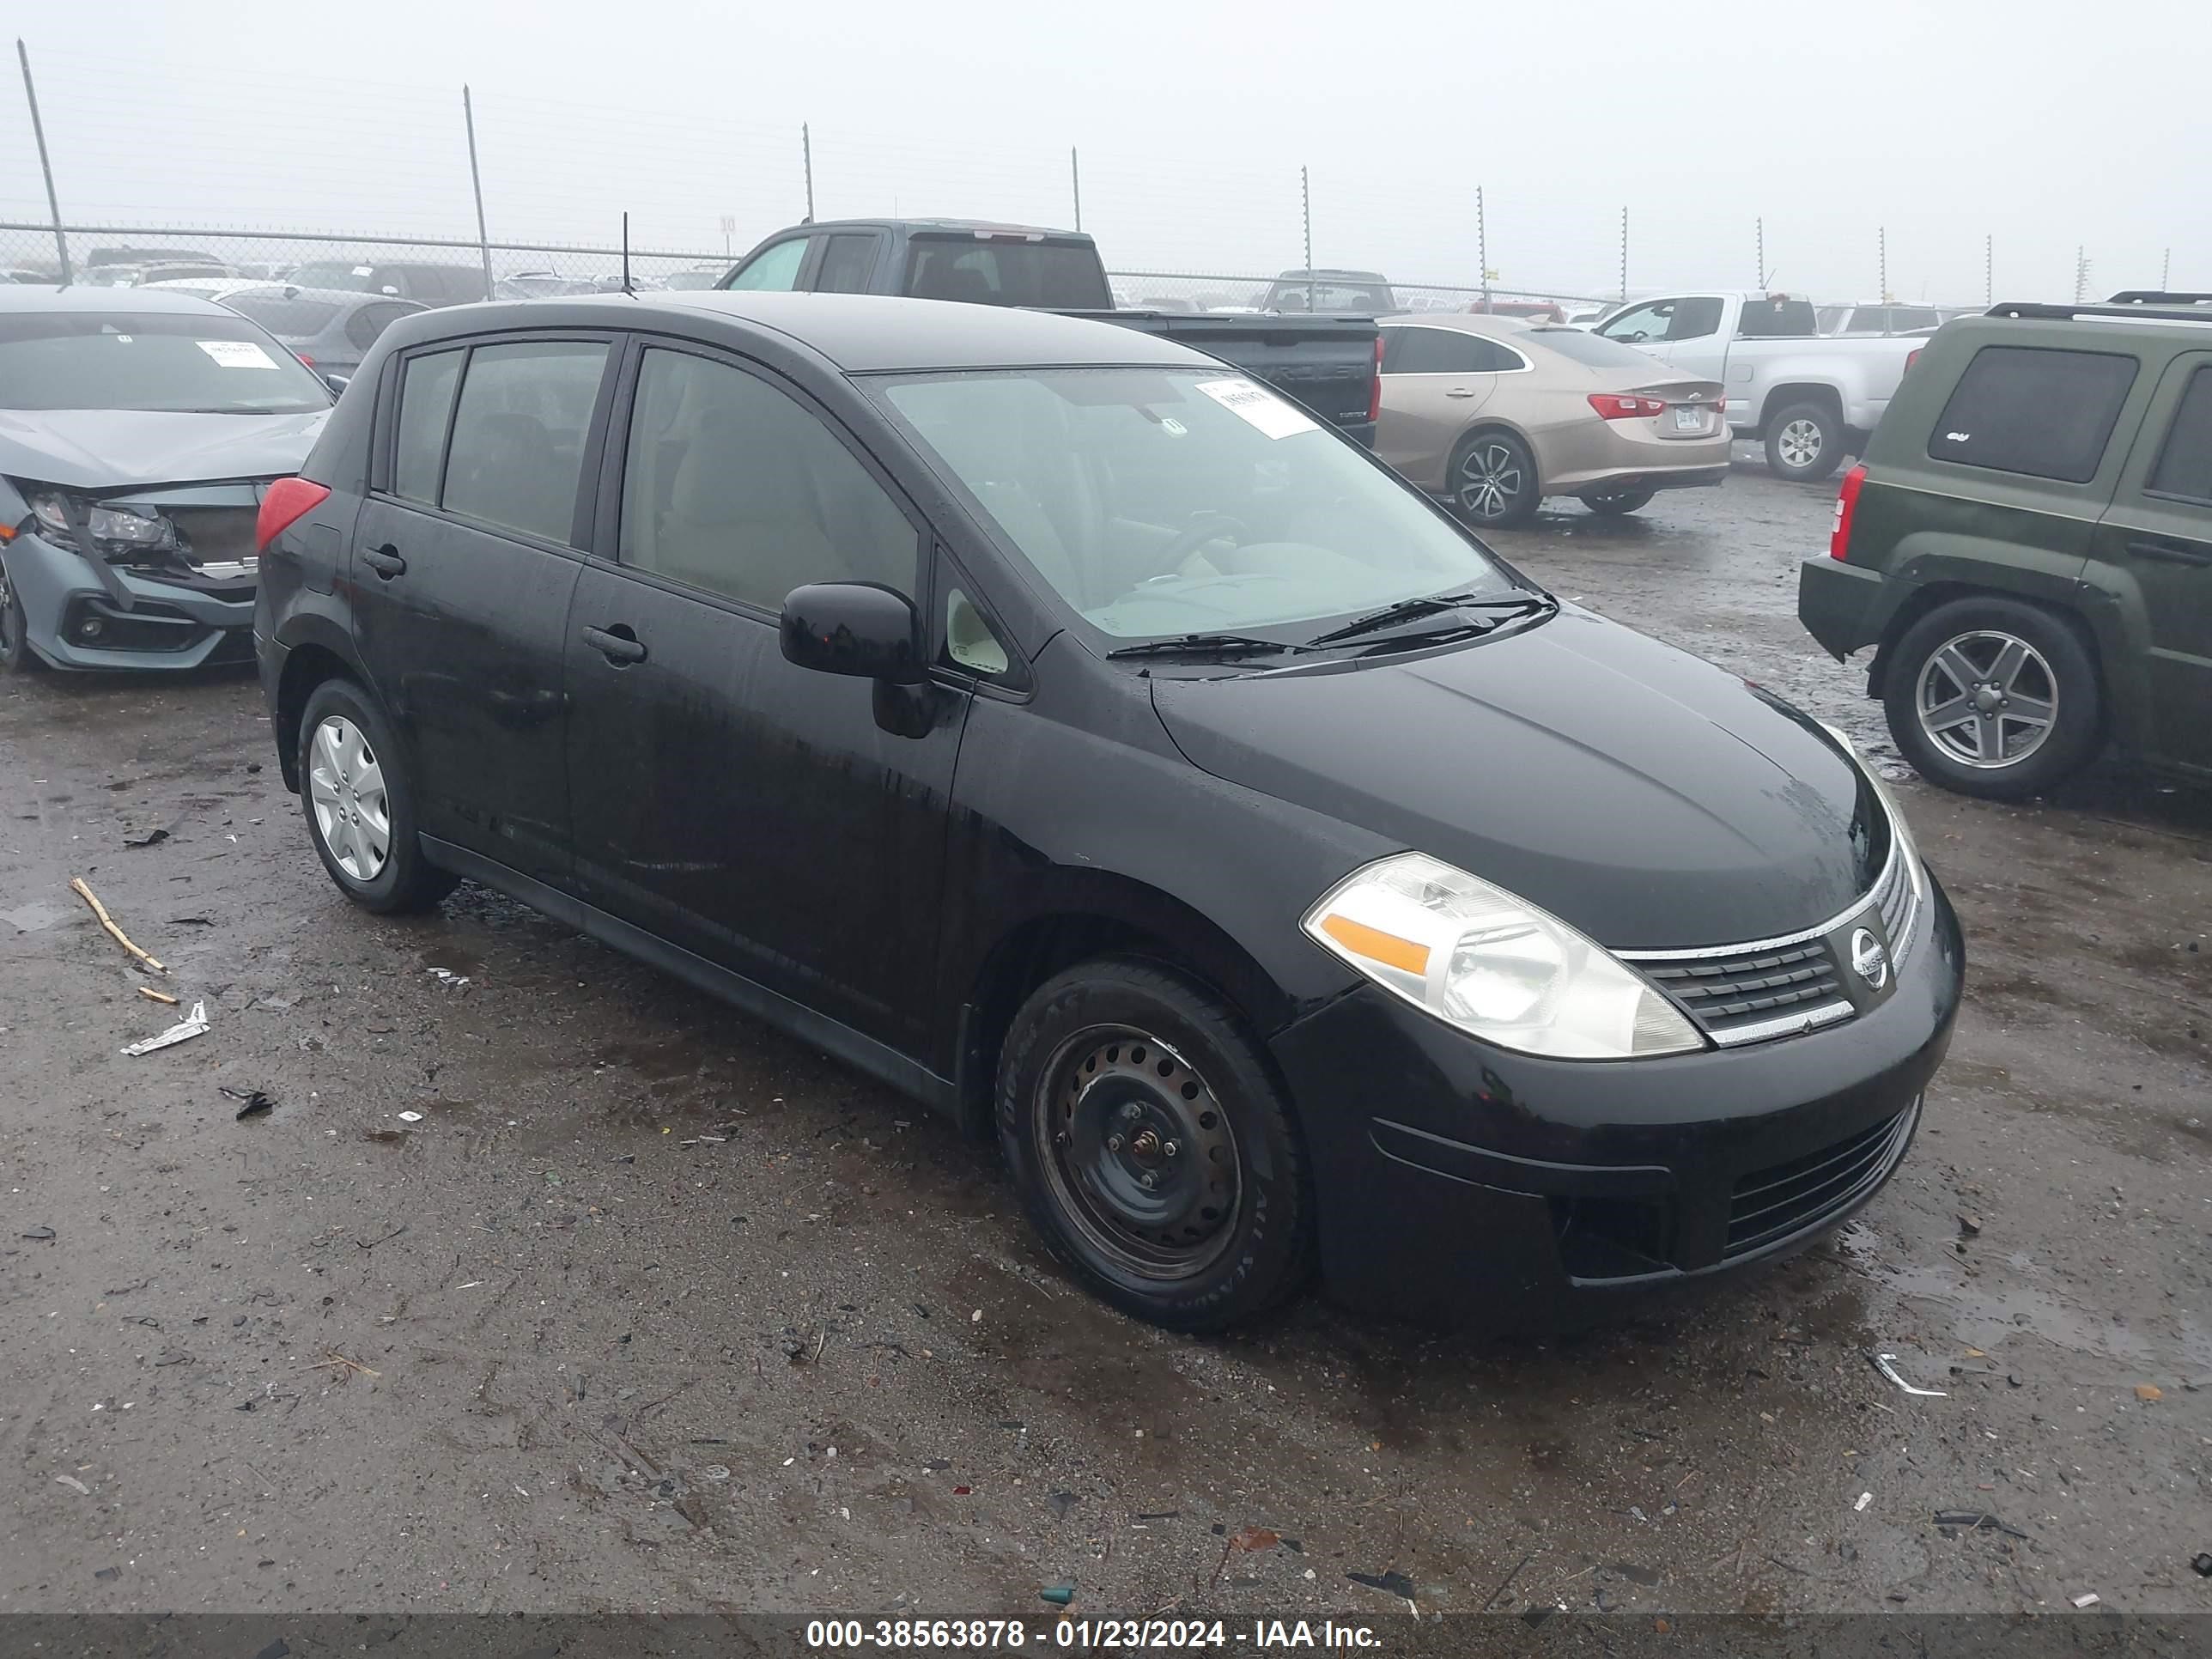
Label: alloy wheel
xmin=1777 ymin=418 xmax=1824 ymax=471
xmin=1915 ymin=629 xmax=2057 ymax=769
xmin=1034 ymin=1024 xmax=1242 ymax=1281
xmin=307 ymin=714 xmax=392 ymax=880
xmin=1456 ymin=442 xmax=1525 ymax=521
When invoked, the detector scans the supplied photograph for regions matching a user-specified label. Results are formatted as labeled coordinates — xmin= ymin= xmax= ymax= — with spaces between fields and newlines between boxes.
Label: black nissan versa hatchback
xmin=254 ymin=292 xmax=1964 ymax=1332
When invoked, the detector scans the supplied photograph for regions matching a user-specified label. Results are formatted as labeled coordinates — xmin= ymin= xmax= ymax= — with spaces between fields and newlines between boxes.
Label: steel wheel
xmin=1777 ymin=417 xmax=1824 ymax=471
xmin=306 ymin=714 xmax=392 ymax=881
xmin=1455 ymin=440 xmax=1528 ymax=522
xmin=1914 ymin=629 xmax=2057 ymax=769
xmin=1033 ymin=1024 xmax=1242 ymax=1282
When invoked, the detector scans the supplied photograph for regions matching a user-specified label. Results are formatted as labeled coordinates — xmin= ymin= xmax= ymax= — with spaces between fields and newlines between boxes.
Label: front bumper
xmin=1270 ymin=869 xmax=1963 ymax=1329
xmin=3 ymin=529 xmax=255 ymax=672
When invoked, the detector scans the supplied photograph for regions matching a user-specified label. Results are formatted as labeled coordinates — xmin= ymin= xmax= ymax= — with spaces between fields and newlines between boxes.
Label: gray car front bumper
xmin=5 ymin=528 xmax=255 ymax=672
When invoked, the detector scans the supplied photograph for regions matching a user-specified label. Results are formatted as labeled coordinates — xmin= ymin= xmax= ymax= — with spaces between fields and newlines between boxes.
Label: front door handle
xmin=1445 ymin=387 xmax=1479 ymax=398
xmin=362 ymin=545 xmax=406 ymax=579
xmin=2126 ymin=538 xmax=2212 ymax=567
xmin=582 ymin=623 xmax=647 ymax=665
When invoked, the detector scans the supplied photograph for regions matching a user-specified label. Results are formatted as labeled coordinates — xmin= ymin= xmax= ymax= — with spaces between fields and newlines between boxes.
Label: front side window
xmin=1597 ymin=299 xmax=1677 ymax=343
xmin=878 ymin=368 xmax=1520 ymax=641
xmin=0 ymin=311 xmax=331 ymax=413
xmin=618 ymin=348 xmax=915 ymax=611
xmin=1928 ymin=345 xmax=2137 ymax=483
xmin=2146 ymin=363 xmax=2212 ymax=505
xmin=392 ymin=349 xmax=463 ymax=503
xmin=726 ymin=239 xmax=809 ymax=291
xmin=440 ymin=340 xmax=609 ymax=543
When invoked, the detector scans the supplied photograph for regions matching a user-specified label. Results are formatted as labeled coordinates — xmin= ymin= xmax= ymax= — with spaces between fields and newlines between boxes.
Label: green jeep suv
xmin=1799 ymin=293 xmax=2212 ymax=799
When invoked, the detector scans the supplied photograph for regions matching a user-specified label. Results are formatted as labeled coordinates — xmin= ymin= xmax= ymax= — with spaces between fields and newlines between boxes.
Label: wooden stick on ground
xmin=137 ymin=986 xmax=179 ymax=1006
xmin=70 ymin=878 xmax=166 ymax=973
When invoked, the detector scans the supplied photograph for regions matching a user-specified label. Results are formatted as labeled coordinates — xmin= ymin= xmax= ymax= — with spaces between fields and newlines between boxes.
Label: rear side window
xmin=617 ymin=348 xmax=915 ymax=611
xmin=1928 ymin=345 xmax=2137 ymax=483
xmin=345 ymin=301 xmax=415 ymax=354
xmin=814 ymin=234 xmax=878 ymax=294
xmin=2146 ymin=364 xmax=2212 ymax=504
xmin=441 ymin=340 xmax=609 ymax=543
xmin=392 ymin=349 xmax=463 ymax=503
xmin=902 ymin=239 xmax=1111 ymax=309
xmin=1382 ymin=328 xmax=1522 ymax=374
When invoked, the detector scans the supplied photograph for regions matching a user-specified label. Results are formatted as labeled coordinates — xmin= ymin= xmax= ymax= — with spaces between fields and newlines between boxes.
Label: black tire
xmin=0 ymin=556 xmax=40 ymax=675
xmin=1764 ymin=400 xmax=1845 ymax=483
xmin=1581 ymin=489 xmax=1656 ymax=516
xmin=1449 ymin=429 xmax=1541 ymax=527
xmin=997 ymin=957 xmax=1315 ymax=1331
xmin=1882 ymin=596 xmax=2102 ymax=800
xmin=295 ymin=678 xmax=458 ymax=914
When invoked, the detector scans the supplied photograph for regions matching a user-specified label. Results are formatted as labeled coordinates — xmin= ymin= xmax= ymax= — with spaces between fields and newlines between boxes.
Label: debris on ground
xmin=122 ymin=827 xmax=170 ymax=849
xmin=21 ymin=1225 xmax=55 ymax=1241
xmin=1855 ymin=1492 xmax=1873 ymax=1512
xmin=2190 ymin=1553 xmax=2212 ymax=1577
xmin=94 ymin=1566 xmax=119 ymax=1582
xmin=1872 ymin=1352 xmax=1948 ymax=1397
xmin=2135 ymin=1383 xmax=2163 ymax=1402
xmin=1046 ymin=1490 xmax=1079 ymax=1517
xmin=220 ymin=1085 xmax=275 ymax=1119
xmin=397 ymin=1110 xmax=424 ymax=1123
xmin=121 ymin=1000 xmax=208 ymax=1056
xmin=70 ymin=878 xmax=165 ymax=973
xmin=1347 ymin=1569 xmax=1416 ymax=1601
xmin=1038 ymin=1581 xmax=1076 ymax=1607
xmin=1956 ymin=1213 xmax=1982 ymax=1237
xmin=52 ymin=1474 xmax=90 ymax=1495
xmin=1935 ymin=1510 xmax=2029 ymax=1538
xmin=1212 ymin=1525 xmax=1280 ymax=1584
xmin=137 ymin=986 xmax=178 ymax=1006
xmin=308 ymin=1352 xmax=380 ymax=1382
xmin=2071 ymin=1593 xmax=2100 ymax=1609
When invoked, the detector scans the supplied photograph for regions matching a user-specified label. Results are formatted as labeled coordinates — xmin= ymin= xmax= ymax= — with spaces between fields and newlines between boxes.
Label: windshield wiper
xmin=1305 ymin=589 xmax=1553 ymax=648
xmin=1104 ymin=632 xmax=1296 ymax=661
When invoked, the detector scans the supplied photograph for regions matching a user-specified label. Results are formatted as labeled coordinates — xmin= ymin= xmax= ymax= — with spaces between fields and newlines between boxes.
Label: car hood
xmin=0 ymin=407 xmax=328 ymax=491
xmin=1147 ymin=606 xmax=1887 ymax=951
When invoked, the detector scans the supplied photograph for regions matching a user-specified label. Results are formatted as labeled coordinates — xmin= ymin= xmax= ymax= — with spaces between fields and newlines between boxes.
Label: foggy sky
xmin=4 ymin=0 xmax=2205 ymax=302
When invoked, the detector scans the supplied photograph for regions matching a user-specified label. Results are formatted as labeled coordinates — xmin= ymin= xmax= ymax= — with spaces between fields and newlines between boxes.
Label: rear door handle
xmin=1445 ymin=387 xmax=1479 ymax=398
xmin=2126 ymin=538 xmax=2212 ymax=567
xmin=582 ymin=624 xmax=647 ymax=665
xmin=361 ymin=545 xmax=406 ymax=579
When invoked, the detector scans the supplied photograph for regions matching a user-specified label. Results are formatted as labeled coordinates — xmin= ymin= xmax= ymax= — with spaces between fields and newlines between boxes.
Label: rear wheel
xmin=296 ymin=678 xmax=458 ymax=914
xmin=1764 ymin=401 xmax=1844 ymax=482
xmin=1581 ymin=489 xmax=1656 ymax=516
xmin=997 ymin=957 xmax=1314 ymax=1331
xmin=1449 ymin=430 xmax=1541 ymax=526
xmin=0 ymin=560 xmax=39 ymax=675
xmin=1882 ymin=597 xmax=2102 ymax=799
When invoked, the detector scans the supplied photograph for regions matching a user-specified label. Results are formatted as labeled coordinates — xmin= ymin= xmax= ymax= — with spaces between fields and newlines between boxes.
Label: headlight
xmin=1302 ymin=853 xmax=1705 ymax=1060
xmin=27 ymin=492 xmax=176 ymax=557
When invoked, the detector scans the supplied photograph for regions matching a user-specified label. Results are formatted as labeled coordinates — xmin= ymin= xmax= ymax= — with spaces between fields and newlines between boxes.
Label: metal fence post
xmin=1477 ymin=185 xmax=1488 ymax=310
xmin=1878 ymin=226 xmax=1887 ymax=303
xmin=1301 ymin=166 xmax=1314 ymax=312
xmin=2162 ymin=247 xmax=2171 ymax=289
xmin=802 ymin=124 xmax=815 ymax=223
xmin=462 ymin=86 xmax=494 ymax=296
xmin=1984 ymin=234 xmax=1992 ymax=306
xmin=1756 ymin=216 xmax=1765 ymax=288
xmin=1618 ymin=206 xmax=1628 ymax=301
xmin=1070 ymin=147 xmax=1081 ymax=233
xmin=15 ymin=40 xmax=70 ymax=283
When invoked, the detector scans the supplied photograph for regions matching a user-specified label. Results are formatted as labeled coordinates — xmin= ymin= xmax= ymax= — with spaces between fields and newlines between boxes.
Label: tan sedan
xmin=1376 ymin=313 xmax=1731 ymax=526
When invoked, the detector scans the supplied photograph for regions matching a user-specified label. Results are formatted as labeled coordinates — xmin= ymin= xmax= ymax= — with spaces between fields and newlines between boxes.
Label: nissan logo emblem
xmin=1850 ymin=927 xmax=1890 ymax=990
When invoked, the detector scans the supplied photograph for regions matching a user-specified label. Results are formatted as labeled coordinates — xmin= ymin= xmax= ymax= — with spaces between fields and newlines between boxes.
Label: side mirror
xmin=780 ymin=582 xmax=924 ymax=684
xmin=322 ymin=372 xmax=351 ymax=396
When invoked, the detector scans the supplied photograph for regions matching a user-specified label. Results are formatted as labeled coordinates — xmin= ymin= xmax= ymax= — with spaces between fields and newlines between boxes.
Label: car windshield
xmin=877 ymin=368 xmax=1524 ymax=641
xmin=286 ymin=262 xmax=377 ymax=292
xmin=660 ymin=269 xmax=726 ymax=289
xmin=1521 ymin=326 xmax=1665 ymax=369
xmin=0 ymin=312 xmax=332 ymax=412
xmin=223 ymin=293 xmax=343 ymax=336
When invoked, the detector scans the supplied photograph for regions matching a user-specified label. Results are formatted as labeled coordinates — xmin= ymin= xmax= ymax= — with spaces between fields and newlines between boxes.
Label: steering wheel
xmin=1155 ymin=512 xmax=1249 ymax=572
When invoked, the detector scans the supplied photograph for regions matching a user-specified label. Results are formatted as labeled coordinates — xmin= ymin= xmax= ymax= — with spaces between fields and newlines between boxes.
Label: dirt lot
xmin=3 ymin=463 xmax=2208 ymax=1620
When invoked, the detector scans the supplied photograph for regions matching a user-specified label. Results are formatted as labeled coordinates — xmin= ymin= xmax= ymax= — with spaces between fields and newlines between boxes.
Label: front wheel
xmin=1764 ymin=401 xmax=1845 ymax=482
xmin=296 ymin=678 xmax=459 ymax=914
xmin=0 ymin=559 xmax=39 ymax=675
xmin=1450 ymin=430 xmax=1541 ymax=526
xmin=1581 ymin=489 xmax=1655 ymax=516
xmin=997 ymin=957 xmax=1315 ymax=1331
xmin=1882 ymin=597 xmax=2102 ymax=799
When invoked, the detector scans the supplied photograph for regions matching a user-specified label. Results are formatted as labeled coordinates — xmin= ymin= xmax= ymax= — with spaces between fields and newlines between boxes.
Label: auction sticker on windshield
xmin=198 ymin=339 xmax=279 ymax=370
xmin=1194 ymin=377 xmax=1317 ymax=440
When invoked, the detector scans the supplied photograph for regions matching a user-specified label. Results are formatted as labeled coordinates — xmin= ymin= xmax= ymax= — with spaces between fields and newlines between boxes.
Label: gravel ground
xmin=3 ymin=461 xmax=2207 ymax=1620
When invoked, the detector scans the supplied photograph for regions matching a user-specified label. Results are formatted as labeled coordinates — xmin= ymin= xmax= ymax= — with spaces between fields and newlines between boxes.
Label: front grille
xmin=167 ymin=505 xmax=259 ymax=568
xmin=1636 ymin=939 xmax=1849 ymax=1043
xmin=1872 ymin=842 xmax=1919 ymax=963
xmin=1725 ymin=1103 xmax=1916 ymax=1259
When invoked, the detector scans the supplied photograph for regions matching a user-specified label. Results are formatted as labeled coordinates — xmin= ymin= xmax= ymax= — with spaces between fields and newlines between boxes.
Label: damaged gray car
xmin=0 ymin=286 xmax=331 ymax=673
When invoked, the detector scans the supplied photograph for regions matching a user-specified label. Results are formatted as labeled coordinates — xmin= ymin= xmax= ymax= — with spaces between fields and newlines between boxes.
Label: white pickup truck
xmin=1587 ymin=291 xmax=1923 ymax=482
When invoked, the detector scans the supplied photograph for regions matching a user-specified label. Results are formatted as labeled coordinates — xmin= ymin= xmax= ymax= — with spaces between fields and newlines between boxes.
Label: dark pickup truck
xmin=714 ymin=219 xmax=1382 ymax=446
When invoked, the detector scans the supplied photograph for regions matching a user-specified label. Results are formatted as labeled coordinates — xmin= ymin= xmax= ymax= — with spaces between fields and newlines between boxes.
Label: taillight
xmin=1587 ymin=393 xmax=1668 ymax=420
xmin=294 ymin=350 xmax=315 ymax=368
xmin=1367 ymin=334 xmax=1384 ymax=425
xmin=1829 ymin=464 xmax=1867 ymax=561
xmin=1903 ymin=348 xmax=1922 ymax=374
xmin=256 ymin=477 xmax=331 ymax=552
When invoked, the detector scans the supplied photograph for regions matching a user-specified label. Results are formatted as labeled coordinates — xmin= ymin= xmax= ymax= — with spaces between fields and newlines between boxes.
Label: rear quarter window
xmin=2146 ymin=364 xmax=2212 ymax=504
xmin=1927 ymin=345 xmax=2138 ymax=483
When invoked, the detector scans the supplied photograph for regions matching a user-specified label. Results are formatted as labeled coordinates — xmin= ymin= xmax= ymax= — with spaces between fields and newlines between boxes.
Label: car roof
xmin=763 ymin=217 xmax=1088 ymax=240
xmin=1379 ymin=311 xmax=1531 ymax=337
xmin=393 ymin=292 xmax=1217 ymax=373
xmin=1274 ymin=268 xmax=1390 ymax=283
xmin=0 ymin=284 xmax=237 ymax=314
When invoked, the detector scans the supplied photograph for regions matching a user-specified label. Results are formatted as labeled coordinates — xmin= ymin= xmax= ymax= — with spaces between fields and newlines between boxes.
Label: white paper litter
xmin=2071 ymin=1593 xmax=2100 ymax=1609
xmin=1854 ymin=1492 xmax=1873 ymax=1512
xmin=121 ymin=1000 xmax=208 ymax=1055
xmin=397 ymin=1110 xmax=424 ymax=1123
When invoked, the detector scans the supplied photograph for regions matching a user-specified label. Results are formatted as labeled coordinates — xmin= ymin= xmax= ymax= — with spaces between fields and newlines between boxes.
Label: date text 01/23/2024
xmin=804 ymin=1620 xmax=1385 ymax=1650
